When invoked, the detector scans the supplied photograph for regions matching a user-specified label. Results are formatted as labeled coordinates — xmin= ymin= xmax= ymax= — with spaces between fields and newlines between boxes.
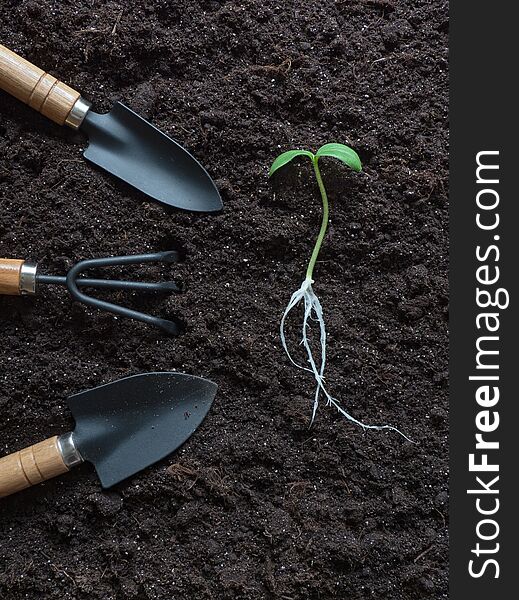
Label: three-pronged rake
xmin=0 ymin=251 xmax=181 ymax=334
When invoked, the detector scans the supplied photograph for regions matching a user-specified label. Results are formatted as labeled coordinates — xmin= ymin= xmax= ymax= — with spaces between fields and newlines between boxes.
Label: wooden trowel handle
xmin=0 ymin=436 xmax=69 ymax=498
xmin=0 ymin=44 xmax=81 ymax=126
xmin=0 ymin=258 xmax=36 ymax=295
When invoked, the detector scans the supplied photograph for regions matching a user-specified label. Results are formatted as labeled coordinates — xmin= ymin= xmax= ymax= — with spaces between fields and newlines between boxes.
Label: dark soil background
xmin=0 ymin=1 xmax=448 ymax=598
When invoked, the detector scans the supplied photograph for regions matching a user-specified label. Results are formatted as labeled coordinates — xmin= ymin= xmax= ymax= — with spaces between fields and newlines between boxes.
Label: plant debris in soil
xmin=0 ymin=1 xmax=448 ymax=599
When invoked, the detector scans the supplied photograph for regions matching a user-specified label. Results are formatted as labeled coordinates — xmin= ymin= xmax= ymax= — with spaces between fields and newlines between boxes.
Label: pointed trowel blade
xmin=68 ymin=372 xmax=217 ymax=488
xmin=80 ymin=102 xmax=222 ymax=212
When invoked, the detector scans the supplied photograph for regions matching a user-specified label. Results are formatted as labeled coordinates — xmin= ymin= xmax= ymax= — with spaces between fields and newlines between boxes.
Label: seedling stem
xmin=306 ymin=156 xmax=328 ymax=281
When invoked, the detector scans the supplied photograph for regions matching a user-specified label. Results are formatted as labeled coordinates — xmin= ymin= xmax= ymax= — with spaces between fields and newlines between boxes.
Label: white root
xmin=280 ymin=278 xmax=412 ymax=441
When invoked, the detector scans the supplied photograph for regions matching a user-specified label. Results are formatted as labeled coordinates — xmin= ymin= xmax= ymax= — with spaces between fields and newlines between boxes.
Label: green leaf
xmin=269 ymin=149 xmax=314 ymax=176
xmin=316 ymin=143 xmax=362 ymax=172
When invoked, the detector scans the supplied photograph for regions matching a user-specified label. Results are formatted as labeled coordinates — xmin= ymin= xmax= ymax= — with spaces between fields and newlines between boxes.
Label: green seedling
xmin=270 ymin=143 xmax=409 ymax=439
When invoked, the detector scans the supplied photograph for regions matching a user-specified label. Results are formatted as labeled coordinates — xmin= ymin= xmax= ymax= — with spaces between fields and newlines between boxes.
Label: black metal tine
xmin=66 ymin=287 xmax=179 ymax=335
xmin=37 ymin=275 xmax=180 ymax=293
xmin=65 ymin=251 xmax=180 ymax=335
xmin=81 ymin=251 xmax=179 ymax=269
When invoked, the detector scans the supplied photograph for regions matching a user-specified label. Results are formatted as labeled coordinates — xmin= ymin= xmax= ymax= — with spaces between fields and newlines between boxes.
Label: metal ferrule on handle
xmin=65 ymin=96 xmax=91 ymax=129
xmin=0 ymin=259 xmax=37 ymax=296
xmin=20 ymin=262 xmax=37 ymax=294
xmin=57 ymin=432 xmax=84 ymax=468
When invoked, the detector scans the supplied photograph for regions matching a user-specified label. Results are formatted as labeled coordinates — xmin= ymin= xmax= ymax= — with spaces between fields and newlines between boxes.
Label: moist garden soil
xmin=0 ymin=1 xmax=449 ymax=598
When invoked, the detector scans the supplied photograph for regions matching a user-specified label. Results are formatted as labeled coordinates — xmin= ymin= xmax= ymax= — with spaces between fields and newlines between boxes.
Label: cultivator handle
xmin=0 ymin=258 xmax=36 ymax=295
xmin=0 ymin=44 xmax=84 ymax=127
xmin=0 ymin=436 xmax=69 ymax=498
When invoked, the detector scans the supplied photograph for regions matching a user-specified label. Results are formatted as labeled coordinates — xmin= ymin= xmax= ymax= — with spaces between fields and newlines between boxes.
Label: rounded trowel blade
xmin=81 ymin=103 xmax=222 ymax=212
xmin=67 ymin=372 xmax=217 ymax=488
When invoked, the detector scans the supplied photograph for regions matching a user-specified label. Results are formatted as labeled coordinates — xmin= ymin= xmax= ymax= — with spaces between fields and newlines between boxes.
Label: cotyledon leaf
xmin=316 ymin=143 xmax=362 ymax=172
xmin=269 ymin=149 xmax=315 ymax=176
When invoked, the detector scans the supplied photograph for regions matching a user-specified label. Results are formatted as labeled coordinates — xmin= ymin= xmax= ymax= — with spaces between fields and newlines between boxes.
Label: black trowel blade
xmin=81 ymin=102 xmax=222 ymax=212
xmin=68 ymin=372 xmax=217 ymax=488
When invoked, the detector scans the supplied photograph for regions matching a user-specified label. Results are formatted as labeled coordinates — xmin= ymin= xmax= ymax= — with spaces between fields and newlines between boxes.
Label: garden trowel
xmin=0 ymin=372 xmax=217 ymax=498
xmin=0 ymin=44 xmax=222 ymax=212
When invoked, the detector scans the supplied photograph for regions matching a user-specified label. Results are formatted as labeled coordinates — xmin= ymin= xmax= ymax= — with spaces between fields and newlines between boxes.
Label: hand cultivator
xmin=0 ymin=252 xmax=181 ymax=334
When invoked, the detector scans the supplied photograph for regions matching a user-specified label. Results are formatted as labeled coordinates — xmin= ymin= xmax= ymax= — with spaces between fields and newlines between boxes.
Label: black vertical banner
xmin=450 ymin=1 xmax=517 ymax=596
